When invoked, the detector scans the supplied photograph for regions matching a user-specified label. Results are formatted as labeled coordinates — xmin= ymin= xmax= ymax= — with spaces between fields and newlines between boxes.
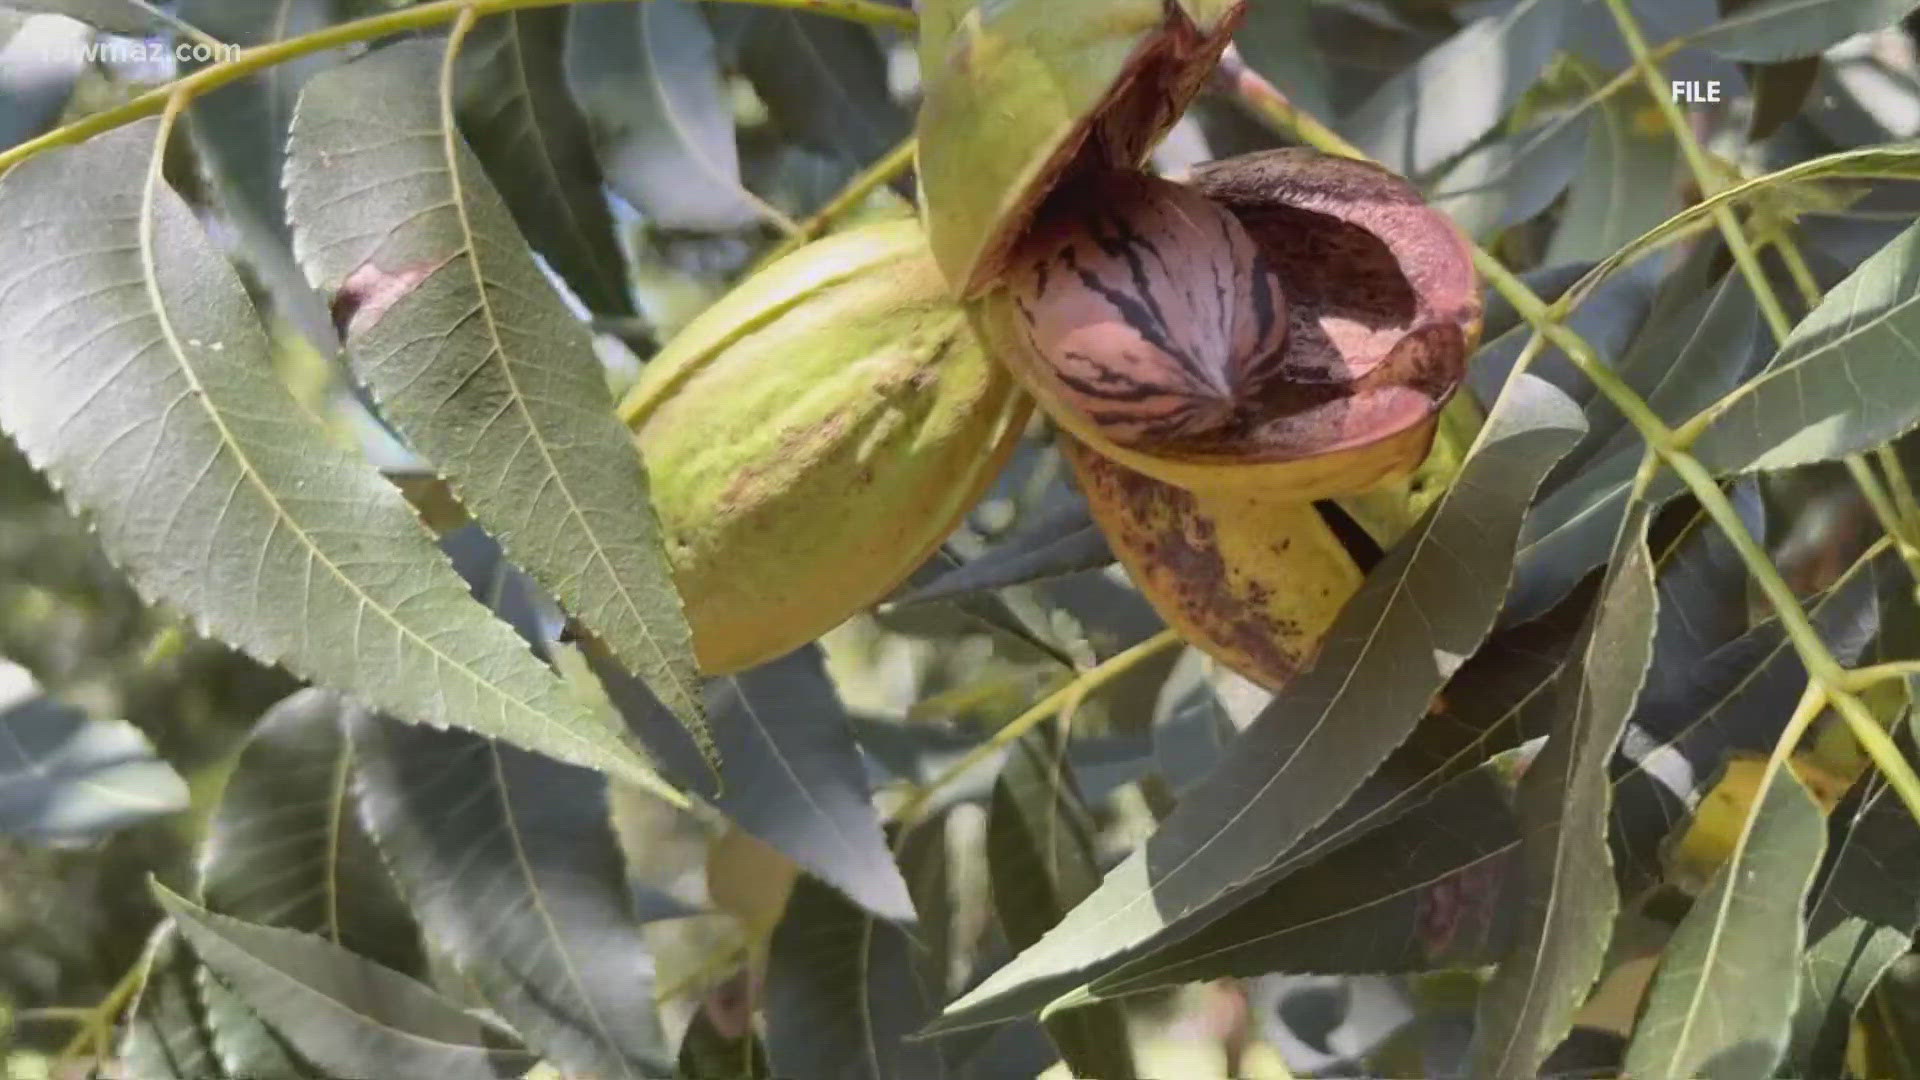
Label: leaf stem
xmin=0 ymin=0 xmax=916 ymax=178
xmin=755 ymin=137 xmax=919 ymax=270
xmin=887 ymin=629 xmax=1182 ymax=830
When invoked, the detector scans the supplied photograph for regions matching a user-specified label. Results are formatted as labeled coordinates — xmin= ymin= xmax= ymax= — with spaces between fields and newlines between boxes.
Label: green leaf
xmin=890 ymin=498 xmax=1111 ymax=607
xmin=286 ymin=40 xmax=707 ymax=755
xmin=347 ymin=710 xmax=673 ymax=1080
xmin=0 ymin=120 xmax=666 ymax=792
xmin=121 ymin=927 xmax=228 ymax=1080
xmin=201 ymin=689 xmax=422 ymax=974
xmin=564 ymin=1 xmax=760 ymax=232
xmin=707 ymin=6 xmax=909 ymax=175
xmin=1622 ymin=769 xmax=1828 ymax=1078
xmin=177 ymin=0 xmax=343 ymax=349
xmin=196 ymin=972 xmax=324 ymax=1080
xmin=1234 ymin=0 xmax=1331 ymax=122
xmin=154 ymin=883 xmax=538 ymax=1080
xmin=1695 ymin=0 xmax=1920 ymax=62
xmin=1344 ymin=0 xmax=1573 ymax=176
xmin=0 ymin=686 xmax=187 ymax=842
xmin=601 ymin=643 xmax=915 ymax=923
xmin=1428 ymin=112 xmax=1593 ymax=240
xmin=933 ymin=375 xmax=1585 ymax=1033
xmin=988 ymin=726 xmax=1137 ymax=1080
xmin=1792 ymin=779 xmax=1920 ymax=1073
xmin=677 ymin=1004 xmax=771 ymax=1079
xmin=1471 ymin=503 xmax=1656 ymax=1077
xmin=764 ymin=870 xmax=945 ymax=1080
xmin=455 ymin=9 xmax=635 ymax=315
xmin=1083 ymin=752 xmax=1526 ymax=998
xmin=1545 ymin=88 xmax=1683 ymax=267
xmin=1694 ymin=219 xmax=1920 ymax=475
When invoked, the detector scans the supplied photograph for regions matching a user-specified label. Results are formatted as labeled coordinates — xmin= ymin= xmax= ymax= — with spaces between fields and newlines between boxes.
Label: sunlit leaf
xmin=456 ymin=8 xmax=635 ymax=313
xmin=156 ymin=884 xmax=538 ymax=1080
xmin=1693 ymin=219 xmax=1920 ymax=475
xmin=1428 ymin=111 xmax=1592 ymax=240
xmin=1623 ymin=770 xmax=1827 ymax=1078
xmin=1472 ymin=504 xmax=1655 ymax=1077
xmin=0 ymin=120 xmax=665 ymax=789
xmin=1344 ymin=0 xmax=1573 ymax=175
xmin=348 ymin=709 xmax=674 ymax=1080
xmin=564 ymin=0 xmax=760 ymax=232
xmin=1545 ymin=88 xmax=1683 ymax=267
xmin=933 ymin=376 xmax=1585 ymax=1032
xmin=286 ymin=41 xmax=707 ymax=752
xmin=5 ymin=0 xmax=161 ymax=35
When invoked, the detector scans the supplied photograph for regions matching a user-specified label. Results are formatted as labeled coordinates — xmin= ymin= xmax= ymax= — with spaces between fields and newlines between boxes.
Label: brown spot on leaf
xmin=331 ymin=257 xmax=452 ymax=340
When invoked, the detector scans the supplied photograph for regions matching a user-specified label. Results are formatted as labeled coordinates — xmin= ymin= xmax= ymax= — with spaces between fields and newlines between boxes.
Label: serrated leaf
xmin=0 ymin=119 xmax=666 ymax=791
xmin=196 ymin=970 xmax=323 ymax=1080
xmin=1084 ymin=753 xmax=1526 ymax=998
xmin=4 ymin=0 xmax=161 ymax=35
xmin=1344 ymin=0 xmax=1572 ymax=176
xmin=1545 ymin=88 xmax=1683 ymax=267
xmin=933 ymin=375 xmax=1585 ymax=1033
xmin=708 ymin=6 xmax=909 ymax=175
xmin=564 ymin=1 xmax=759 ymax=232
xmin=988 ymin=726 xmax=1137 ymax=1080
xmin=1695 ymin=0 xmax=1920 ymax=62
xmin=285 ymin=41 xmax=707 ymax=754
xmin=347 ymin=709 xmax=673 ymax=1080
xmin=1693 ymin=219 xmax=1920 ymax=475
xmin=1623 ymin=770 xmax=1827 ymax=1078
xmin=1428 ymin=110 xmax=1592 ymax=240
xmin=1471 ymin=503 xmax=1656 ymax=1077
xmin=178 ymin=0 xmax=342 ymax=349
xmin=200 ymin=689 xmax=422 ymax=974
xmin=601 ymin=644 xmax=914 ymax=923
xmin=0 ymin=13 xmax=87 ymax=150
xmin=455 ymin=9 xmax=635 ymax=314
xmin=764 ymin=870 xmax=945 ymax=1080
xmin=155 ymin=883 xmax=538 ymax=1080
xmin=121 ymin=926 xmax=228 ymax=1080
xmin=0 ymin=689 xmax=187 ymax=841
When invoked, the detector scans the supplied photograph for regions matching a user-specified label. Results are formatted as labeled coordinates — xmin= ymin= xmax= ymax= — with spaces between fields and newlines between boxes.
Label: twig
xmin=755 ymin=137 xmax=919 ymax=270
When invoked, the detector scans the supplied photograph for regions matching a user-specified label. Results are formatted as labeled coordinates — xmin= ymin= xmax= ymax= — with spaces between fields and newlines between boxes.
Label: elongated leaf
xmin=1545 ymin=87 xmax=1683 ymax=267
xmin=1428 ymin=111 xmax=1592 ymax=240
xmin=156 ymin=884 xmax=538 ymax=1080
xmin=201 ymin=689 xmax=421 ymax=974
xmin=1085 ymin=753 xmax=1527 ymax=998
xmin=989 ymin=727 xmax=1137 ymax=1080
xmin=1344 ymin=0 xmax=1572 ymax=175
xmin=1793 ymin=779 xmax=1920 ymax=1073
xmin=564 ymin=1 xmax=759 ymax=232
xmin=456 ymin=9 xmax=635 ymax=314
xmin=934 ymin=376 xmax=1585 ymax=1032
xmin=0 ymin=120 xmax=663 ymax=789
xmin=286 ymin=41 xmax=706 ymax=751
xmin=6 ymin=0 xmax=161 ymax=35
xmin=195 ymin=970 xmax=322 ymax=1080
xmin=347 ymin=709 xmax=673 ymax=1080
xmin=708 ymin=6 xmax=909 ymax=175
xmin=602 ymin=644 xmax=914 ymax=923
xmin=1471 ymin=504 xmax=1656 ymax=1077
xmin=178 ymin=0 xmax=342 ymax=349
xmin=0 ymin=690 xmax=186 ymax=841
xmin=1694 ymin=219 xmax=1920 ymax=475
xmin=1695 ymin=0 xmax=1920 ymax=62
xmin=1623 ymin=770 xmax=1827 ymax=1078
xmin=122 ymin=927 xmax=228 ymax=1080
xmin=891 ymin=499 xmax=1112 ymax=607
xmin=765 ymin=870 xmax=945 ymax=1080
